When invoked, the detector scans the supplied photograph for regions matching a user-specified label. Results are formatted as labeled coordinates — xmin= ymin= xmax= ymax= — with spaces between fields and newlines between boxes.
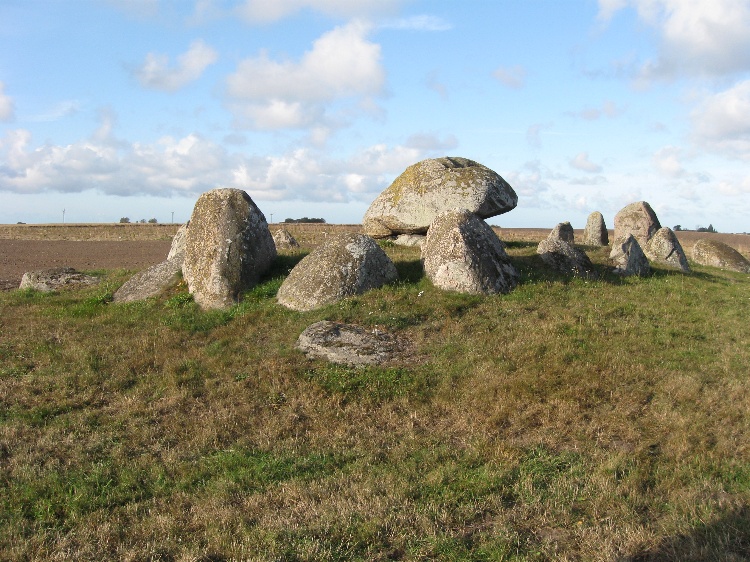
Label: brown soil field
xmin=1 ymin=223 xmax=748 ymax=291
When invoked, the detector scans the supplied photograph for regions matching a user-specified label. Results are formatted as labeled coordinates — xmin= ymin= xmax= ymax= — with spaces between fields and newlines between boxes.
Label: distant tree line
xmin=120 ymin=217 xmax=158 ymax=224
xmin=284 ymin=217 xmax=326 ymax=223
xmin=673 ymin=224 xmax=717 ymax=233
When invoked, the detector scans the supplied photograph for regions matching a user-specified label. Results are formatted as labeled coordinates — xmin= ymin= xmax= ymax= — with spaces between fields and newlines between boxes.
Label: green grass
xmin=0 ymin=237 xmax=749 ymax=560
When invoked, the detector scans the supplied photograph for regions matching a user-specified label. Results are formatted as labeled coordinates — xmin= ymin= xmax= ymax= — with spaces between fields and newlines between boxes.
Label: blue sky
xmin=1 ymin=0 xmax=750 ymax=232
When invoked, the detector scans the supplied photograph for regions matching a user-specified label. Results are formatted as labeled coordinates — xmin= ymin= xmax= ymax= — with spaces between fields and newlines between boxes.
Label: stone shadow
xmin=631 ymin=505 xmax=750 ymax=561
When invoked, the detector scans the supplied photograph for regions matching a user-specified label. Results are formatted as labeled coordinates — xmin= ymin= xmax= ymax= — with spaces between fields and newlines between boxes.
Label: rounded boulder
xmin=276 ymin=233 xmax=398 ymax=311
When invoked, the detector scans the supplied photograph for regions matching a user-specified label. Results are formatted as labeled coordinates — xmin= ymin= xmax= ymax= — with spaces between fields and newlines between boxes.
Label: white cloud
xmin=426 ymin=70 xmax=448 ymax=99
xmin=691 ymin=80 xmax=750 ymax=159
xmin=135 ymin=40 xmax=218 ymax=92
xmin=504 ymin=160 xmax=553 ymax=207
xmin=569 ymin=100 xmax=623 ymax=120
xmin=526 ymin=123 xmax=552 ymax=148
xmin=652 ymin=145 xmax=684 ymax=177
xmin=236 ymin=0 xmax=402 ymax=24
xmin=0 ymin=82 xmax=14 ymax=121
xmin=570 ymin=152 xmax=603 ymax=173
xmin=0 ymin=116 xmax=435 ymax=204
xmin=493 ymin=65 xmax=526 ymax=89
xmin=27 ymin=100 xmax=81 ymax=122
xmin=378 ymin=15 xmax=452 ymax=31
xmin=105 ymin=0 xmax=160 ymax=19
xmin=600 ymin=0 xmax=750 ymax=79
xmin=596 ymin=0 xmax=628 ymax=23
xmin=404 ymin=132 xmax=458 ymax=151
xmin=225 ymin=21 xmax=385 ymax=130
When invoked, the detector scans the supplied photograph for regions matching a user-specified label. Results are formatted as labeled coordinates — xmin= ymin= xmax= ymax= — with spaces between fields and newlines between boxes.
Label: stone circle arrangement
xmin=19 ymin=156 xmax=750 ymax=365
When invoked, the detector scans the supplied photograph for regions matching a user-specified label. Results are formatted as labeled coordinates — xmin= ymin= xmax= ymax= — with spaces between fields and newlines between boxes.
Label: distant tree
xmin=283 ymin=217 xmax=326 ymax=224
xmin=148 ymin=218 xmax=158 ymax=224
xmin=119 ymin=217 xmax=130 ymax=223
xmin=673 ymin=225 xmax=682 ymax=231
xmin=696 ymin=224 xmax=717 ymax=233
xmin=139 ymin=219 xmax=147 ymax=224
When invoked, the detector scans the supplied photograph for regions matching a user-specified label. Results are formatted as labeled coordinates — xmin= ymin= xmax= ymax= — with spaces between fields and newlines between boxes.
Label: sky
xmin=1 ymin=0 xmax=750 ymax=233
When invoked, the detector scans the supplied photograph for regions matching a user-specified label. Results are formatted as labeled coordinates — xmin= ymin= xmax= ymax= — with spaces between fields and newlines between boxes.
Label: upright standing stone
xmin=183 ymin=188 xmax=276 ymax=310
xmin=613 ymin=201 xmax=661 ymax=247
xmin=643 ymin=227 xmax=690 ymax=272
xmin=537 ymin=237 xmax=597 ymax=279
xmin=363 ymin=157 xmax=517 ymax=238
xmin=421 ymin=209 xmax=519 ymax=294
xmin=273 ymin=228 xmax=300 ymax=250
xmin=583 ymin=211 xmax=608 ymax=246
xmin=549 ymin=221 xmax=574 ymax=243
xmin=610 ymin=235 xmax=650 ymax=277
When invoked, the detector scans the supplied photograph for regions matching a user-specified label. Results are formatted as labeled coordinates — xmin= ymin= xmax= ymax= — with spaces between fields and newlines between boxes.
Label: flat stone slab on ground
xmin=296 ymin=320 xmax=411 ymax=366
xmin=113 ymin=259 xmax=182 ymax=303
xmin=19 ymin=267 xmax=100 ymax=292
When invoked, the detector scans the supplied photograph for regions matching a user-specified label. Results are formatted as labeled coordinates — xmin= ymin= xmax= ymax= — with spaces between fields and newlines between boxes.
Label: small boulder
xmin=549 ymin=221 xmax=574 ymax=243
xmin=536 ymin=237 xmax=597 ymax=279
xmin=296 ymin=321 xmax=410 ymax=366
xmin=643 ymin=227 xmax=690 ymax=272
xmin=691 ymin=239 xmax=750 ymax=273
xmin=276 ymin=233 xmax=398 ymax=311
xmin=613 ymin=201 xmax=661 ymax=247
xmin=273 ymin=228 xmax=300 ymax=250
xmin=19 ymin=267 xmax=100 ymax=292
xmin=363 ymin=157 xmax=517 ymax=238
xmin=183 ymin=188 xmax=276 ymax=310
xmin=421 ymin=209 xmax=519 ymax=294
xmin=113 ymin=259 xmax=182 ymax=303
xmin=610 ymin=235 xmax=650 ymax=277
xmin=582 ymin=211 xmax=608 ymax=246
xmin=393 ymin=234 xmax=426 ymax=248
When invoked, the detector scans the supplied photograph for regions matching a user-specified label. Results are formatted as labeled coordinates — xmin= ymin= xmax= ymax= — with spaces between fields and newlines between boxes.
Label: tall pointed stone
xmin=183 ymin=188 xmax=276 ymax=310
xmin=583 ymin=211 xmax=608 ymax=246
xmin=610 ymin=235 xmax=650 ymax=277
xmin=643 ymin=227 xmax=690 ymax=272
xmin=421 ymin=209 xmax=519 ymax=294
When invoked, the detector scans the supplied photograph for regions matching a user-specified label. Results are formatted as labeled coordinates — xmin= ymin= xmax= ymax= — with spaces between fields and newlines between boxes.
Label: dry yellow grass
xmin=0 ymin=225 xmax=748 ymax=560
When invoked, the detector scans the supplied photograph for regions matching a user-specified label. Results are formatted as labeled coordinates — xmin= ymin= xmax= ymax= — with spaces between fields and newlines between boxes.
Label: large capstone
xmin=613 ymin=201 xmax=661 ymax=247
xmin=582 ymin=211 xmax=608 ymax=246
xmin=363 ymin=157 xmax=517 ymax=238
xmin=537 ymin=236 xmax=597 ymax=279
xmin=276 ymin=233 xmax=398 ymax=311
xmin=643 ymin=227 xmax=690 ymax=272
xmin=421 ymin=209 xmax=519 ymax=294
xmin=691 ymin=239 xmax=750 ymax=273
xmin=182 ymin=188 xmax=276 ymax=310
xmin=610 ymin=235 xmax=650 ymax=277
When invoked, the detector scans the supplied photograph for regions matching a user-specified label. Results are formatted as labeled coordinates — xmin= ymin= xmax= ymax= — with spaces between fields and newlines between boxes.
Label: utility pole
xmin=171 ymin=211 xmax=174 ymax=224
xmin=270 ymin=213 xmax=273 ymax=224
xmin=62 ymin=209 xmax=65 ymax=224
